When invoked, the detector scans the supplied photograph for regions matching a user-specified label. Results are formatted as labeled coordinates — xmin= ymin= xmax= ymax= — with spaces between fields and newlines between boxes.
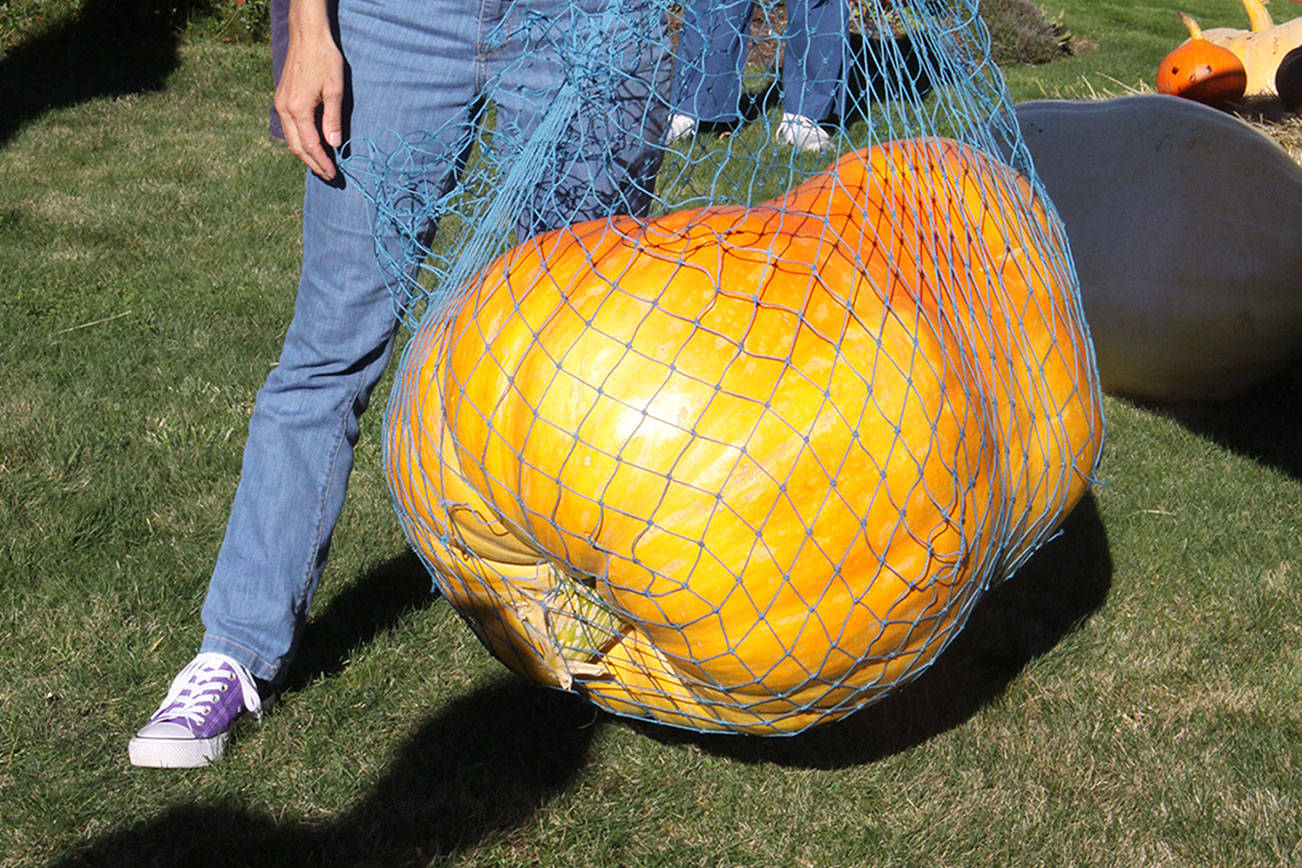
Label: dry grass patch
xmin=1238 ymin=96 xmax=1302 ymax=161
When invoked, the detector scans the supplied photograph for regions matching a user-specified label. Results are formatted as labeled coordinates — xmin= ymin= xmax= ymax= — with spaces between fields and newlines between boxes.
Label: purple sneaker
xmin=128 ymin=653 xmax=268 ymax=768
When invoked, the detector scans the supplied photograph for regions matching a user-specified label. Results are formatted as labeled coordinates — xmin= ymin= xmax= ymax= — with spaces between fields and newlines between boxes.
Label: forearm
xmin=287 ymin=0 xmax=332 ymax=44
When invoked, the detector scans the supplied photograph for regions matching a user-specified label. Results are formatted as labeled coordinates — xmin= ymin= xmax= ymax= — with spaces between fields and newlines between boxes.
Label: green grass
xmin=3 ymin=2 xmax=1302 ymax=866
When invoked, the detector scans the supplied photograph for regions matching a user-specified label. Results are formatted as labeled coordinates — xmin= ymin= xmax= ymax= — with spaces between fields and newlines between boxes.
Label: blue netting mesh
xmin=345 ymin=0 xmax=1105 ymax=734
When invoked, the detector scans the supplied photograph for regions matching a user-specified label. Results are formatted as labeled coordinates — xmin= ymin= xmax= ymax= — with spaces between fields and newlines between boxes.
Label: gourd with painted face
xmin=1158 ymin=13 xmax=1248 ymax=105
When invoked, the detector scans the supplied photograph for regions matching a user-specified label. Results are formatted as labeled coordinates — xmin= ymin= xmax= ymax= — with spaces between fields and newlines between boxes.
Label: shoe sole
xmin=128 ymin=732 xmax=228 ymax=768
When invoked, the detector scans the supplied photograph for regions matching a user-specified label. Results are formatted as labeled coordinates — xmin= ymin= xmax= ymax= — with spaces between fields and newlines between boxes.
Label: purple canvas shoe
xmin=128 ymin=653 xmax=268 ymax=768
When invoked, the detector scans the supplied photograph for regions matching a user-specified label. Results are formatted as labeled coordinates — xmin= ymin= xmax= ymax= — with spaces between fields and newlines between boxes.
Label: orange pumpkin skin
xmin=1157 ymin=39 xmax=1248 ymax=105
xmin=387 ymin=137 xmax=1103 ymax=733
xmin=386 ymin=324 xmax=568 ymax=688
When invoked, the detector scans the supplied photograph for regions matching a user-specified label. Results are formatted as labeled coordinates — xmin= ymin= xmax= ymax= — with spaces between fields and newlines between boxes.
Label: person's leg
xmin=670 ymin=0 xmax=754 ymax=123
xmin=780 ymin=0 xmax=845 ymax=123
xmin=486 ymin=0 xmax=669 ymax=235
xmin=194 ymin=177 xmax=404 ymax=681
xmin=197 ymin=0 xmax=485 ymax=685
xmin=131 ymin=0 xmax=487 ymax=769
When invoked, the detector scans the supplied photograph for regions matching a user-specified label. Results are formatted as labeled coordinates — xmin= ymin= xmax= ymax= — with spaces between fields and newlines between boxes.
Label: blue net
xmin=346 ymin=0 xmax=1105 ymax=734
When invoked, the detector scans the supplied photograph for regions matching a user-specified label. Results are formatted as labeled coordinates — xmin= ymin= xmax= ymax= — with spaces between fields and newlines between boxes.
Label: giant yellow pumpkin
xmin=386 ymin=137 xmax=1103 ymax=734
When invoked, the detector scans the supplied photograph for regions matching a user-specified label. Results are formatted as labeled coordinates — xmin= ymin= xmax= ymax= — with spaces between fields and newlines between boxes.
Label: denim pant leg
xmin=781 ymin=0 xmax=845 ymax=122
xmin=490 ymin=0 xmax=669 ymax=232
xmin=671 ymin=0 xmax=754 ymax=122
xmin=200 ymin=0 xmax=481 ymax=682
xmin=200 ymin=0 xmax=667 ymax=683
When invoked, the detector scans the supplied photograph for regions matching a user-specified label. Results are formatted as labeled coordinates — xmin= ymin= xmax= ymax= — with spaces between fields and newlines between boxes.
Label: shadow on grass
xmin=59 ymin=500 xmax=1108 ymax=862
xmin=58 ymin=679 xmax=596 ymax=866
xmin=634 ymin=493 xmax=1112 ymax=768
xmin=1142 ymin=361 xmax=1302 ymax=483
xmin=278 ymin=549 xmax=435 ymax=695
xmin=698 ymin=32 xmax=935 ymax=136
xmin=842 ymin=31 xmax=934 ymax=120
xmin=58 ymin=550 xmax=597 ymax=866
xmin=0 ymin=2 xmax=186 ymax=147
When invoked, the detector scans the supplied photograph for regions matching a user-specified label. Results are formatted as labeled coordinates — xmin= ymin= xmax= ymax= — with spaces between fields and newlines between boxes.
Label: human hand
xmin=273 ymin=0 xmax=344 ymax=180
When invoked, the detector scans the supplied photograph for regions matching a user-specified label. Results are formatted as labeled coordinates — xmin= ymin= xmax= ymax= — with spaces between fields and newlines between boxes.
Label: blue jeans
xmin=672 ymin=0 xmax=845 ymax=123
xmin=200 ymin=0 xmax=668 ymax=682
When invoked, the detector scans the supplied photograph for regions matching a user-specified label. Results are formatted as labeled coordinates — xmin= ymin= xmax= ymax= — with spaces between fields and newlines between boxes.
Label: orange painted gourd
xmin=387 ymin=137 xmax=1103 ymax=733
xmin=1158 ymin=14 xmax=1248 ymax=105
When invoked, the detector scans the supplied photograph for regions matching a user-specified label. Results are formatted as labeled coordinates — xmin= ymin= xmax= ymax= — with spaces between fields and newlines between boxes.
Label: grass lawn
xmin=2 ymin=1 xmax=1301 ymax=865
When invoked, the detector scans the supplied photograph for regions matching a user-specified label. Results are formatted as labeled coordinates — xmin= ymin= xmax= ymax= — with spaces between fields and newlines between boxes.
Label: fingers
xmin=321 ymin=87 xmax=343 ymax=151
xmin=276 ymin=84 xmax=342 ymax=181
xmin=273 ymin=25 xmax=346 ymax=181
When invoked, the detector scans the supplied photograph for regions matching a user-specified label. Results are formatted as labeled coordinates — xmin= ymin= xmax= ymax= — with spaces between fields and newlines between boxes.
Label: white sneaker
xmin=128 ymin=653 xmax=269 ymax=768
xmin=665 ymin=112 xmax=698 ymax=144
xmin=775 ymin=113 xmax=832 ymax=153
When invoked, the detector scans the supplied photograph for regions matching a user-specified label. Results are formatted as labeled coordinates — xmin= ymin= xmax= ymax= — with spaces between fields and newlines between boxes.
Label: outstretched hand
xmin=274 ymin=0 xmax=344 ymax=181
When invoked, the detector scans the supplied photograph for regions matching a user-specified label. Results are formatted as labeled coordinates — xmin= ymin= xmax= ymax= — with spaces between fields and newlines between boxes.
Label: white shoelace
xmin=152 ymin=652 xmax=263 ymax=725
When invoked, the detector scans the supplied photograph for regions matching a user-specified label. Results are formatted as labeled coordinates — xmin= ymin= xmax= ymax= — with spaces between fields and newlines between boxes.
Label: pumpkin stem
xmin=1241 ymin=0 xmax=1274 ymax=33
xmin=542 ymin=564 xmax=624 ymax=664
xmin=1179 ymin=11 xmax=1204 ymax=41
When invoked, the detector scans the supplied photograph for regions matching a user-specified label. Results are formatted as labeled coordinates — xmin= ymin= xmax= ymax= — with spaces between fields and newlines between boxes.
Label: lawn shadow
xmin=278 ymin=549 xmax=435 ymax=695
xmin=738 ymin=80 xmax=783 ymax=124
xmin=0 ymin=2 xmax=186 ymax=147
xmin=1139 ymin=361 xmax=1302 ymax=483
xmin=56 ymin=502 xmax=1108 ymax=861
xmin=631 ymin=493 xmax=1112 ymax=768
xmin=60 ymin=548 xmax=600 ymax=865
xmin=721 ymin=32 xmax=935 ymax=132
xmin=57 ymin=677 xmax=597 ymax=866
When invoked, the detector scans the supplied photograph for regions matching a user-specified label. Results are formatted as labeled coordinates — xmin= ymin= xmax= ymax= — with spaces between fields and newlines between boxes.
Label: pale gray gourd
xmin=1011 ymin=94 xmax=1302 ymax=402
